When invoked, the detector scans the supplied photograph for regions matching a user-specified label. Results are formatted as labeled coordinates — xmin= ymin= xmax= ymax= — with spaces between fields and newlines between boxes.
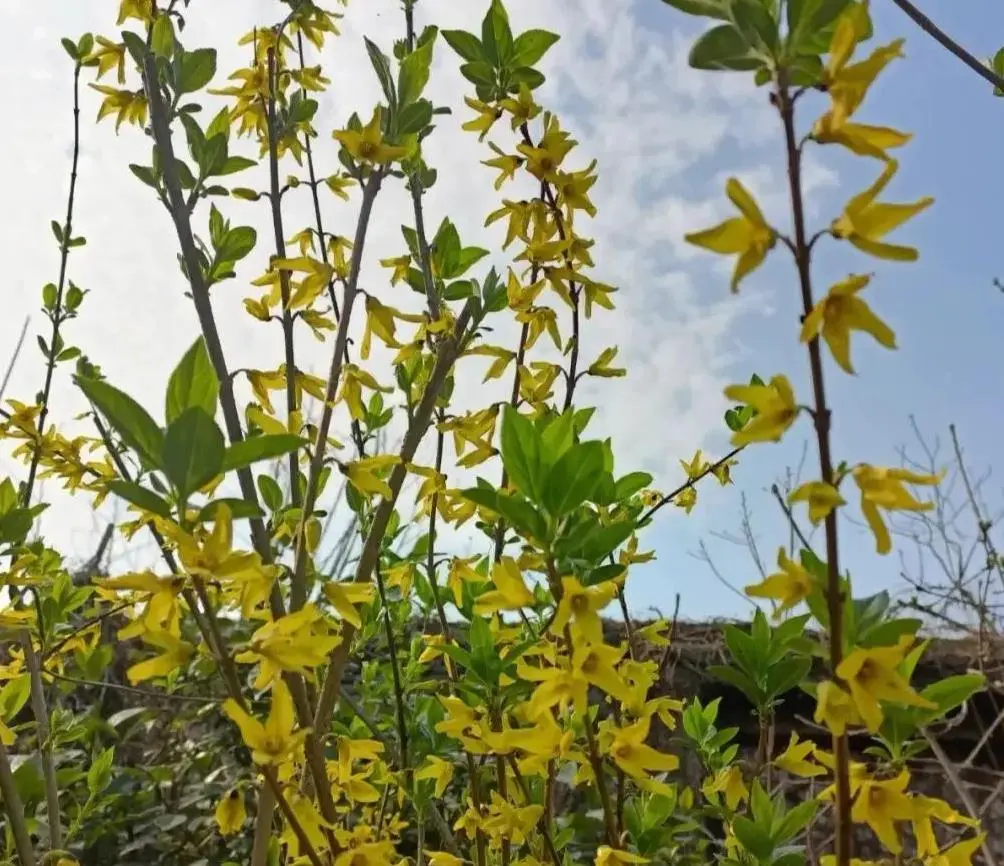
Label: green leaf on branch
xmin=77 ymin=376 xmax=165 ymax=470
xmin=221 ymin=434 xmax=307 ymax=474
xmin=105 ymin=480 xmax=174 ymax=520
xmin=512 ymin=30 xmax=559 ymax=67
xmin=162 ymin=408 xmax=226 ymax=500
xmin=165 ymin=337 xmax=219 ymax=425
xmin=689 ymin=24 xmax=765 ymax=71
xmin=176 ymin=48 xmax=217 ymax=93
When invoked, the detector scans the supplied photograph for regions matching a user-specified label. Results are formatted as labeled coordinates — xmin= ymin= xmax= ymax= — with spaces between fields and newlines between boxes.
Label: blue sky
xmin=622 ymin=0 xmax=1004 ymax=620
xmin=2 ymin=0 xmax=1002 ymax=627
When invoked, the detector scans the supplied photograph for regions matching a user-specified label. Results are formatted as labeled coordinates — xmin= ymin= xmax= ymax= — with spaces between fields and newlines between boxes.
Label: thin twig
xmin=888 ymin=0 xmax=1004 ymax=92
xmin=0 ymin=738 xmax=35 ymax=866
xmin=24 ymin=634 xmax=62 ymax=851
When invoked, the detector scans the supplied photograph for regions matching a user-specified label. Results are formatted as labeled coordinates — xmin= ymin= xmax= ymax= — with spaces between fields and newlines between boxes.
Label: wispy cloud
xmin=1 ymin=0 xmax=814 ymax=583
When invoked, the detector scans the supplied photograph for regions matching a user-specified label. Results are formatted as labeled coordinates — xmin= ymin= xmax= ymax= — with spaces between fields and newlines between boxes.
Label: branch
xmin=0 ymin=738 xmax=35 ymax=866
xmin=889 ymin=0 xmax=1004 ymax=92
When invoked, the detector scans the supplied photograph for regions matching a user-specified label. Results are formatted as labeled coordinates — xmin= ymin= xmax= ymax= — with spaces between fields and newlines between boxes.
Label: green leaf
xmin=177 ymin=48 xmax=217 ymax=93
xmin=788 ymin=0 xmax=854 ymax=54
xmin=399 ymin=31 xmax=436 ymax=106
xmin=773 ymin=799 xmax=819 ymax=845
xmin=460 ymin=60 xmax=495 ymax=89
xmin=221 ymin=434 xmax=306 ymax=474
xmin=572 ymin=519 xmax=637 ymax=563
xmin=481 ymin=0 xmax=514 ymax=67
xmin=462 ymin=486 xmax=547 ymax=542
xmin=689 ymin=24 xmax=764 ymax=71
xmin=397 ymin=99 xmax=434 ymax=135
xmin=364 ymin=37 xmax=396 ymax=105
xmin=613 ymin=471 xmax=653 ymax=501
xmin=105 ymin=480 xmax=173 ymax=519
xmin=764 ymin=656 xmax=811 ymax=700
xmin=87 ymin=747 xmax=115 ymax=795
xmin=512 ymin=30 xmax=559 ymax=67
xmin=77 ymin=376 xmax=164 ymax=469
xmin=708 ymin=664 xmax=765 ymax=705
xmin=441 ymin=30 xmax=485 ymax=63
xmin=165 ymin=337 xmax=219 ymax=425
xmin=257 ymin=474 xmax=284 ymax=511
xmin=197 ymin=498 xmax=265 ymax=522
xmin=728 ymin=0 xmax=780 ymax=55
xmin=920 ymin=673 xmax=985 ymax=719
xmin=659 ymin=0 xmax=731 ymax=17
xmin=151 ymin=14 xmax=175 ymax=58
xmin=500 ymin=405 xmax=544 ymax=502
xmin=543 ymin=441 xmax=605 ymax=517
xmin=215 ymin=155 xmax=257 ymax=176
xmin=732 ymin=815 xmax=774 ymax=860
xmin=162 ymin=408 xmax=226 ymax=499
xmin=216 ymin=226 xmax=257 ymax=262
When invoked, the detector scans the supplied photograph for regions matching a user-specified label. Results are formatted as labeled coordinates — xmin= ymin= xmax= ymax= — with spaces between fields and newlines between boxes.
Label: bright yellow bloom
xmin=606 ymin=715 xmax=680 ymax=780
xmin=573 ymin=641 xmax=632 ymax=704
xmin=222 ymin=680 xmax=306 ymax=767
xmin=836 ymin=639 xmax=936 ymax=732
xmin=341 ymin=454 xmax=401 ymax=500
xmin=825 ymin=12 xmax=905 ymax=126
xmin=333 ymin=107 xmax=409 ymax=164
xmin=680 ymin=449 xmax=710 ymax=479
xmin=773 ymin=732 xmax=826 ymax=777
xmin=126 ymin=630 xmax=194 ymax=685
xmin=214 ymin=788 xmax=246 ymax=836
xmin=702 ymin=765 xmax=748 ymax=810
xmin=850 ymin=771 xmax=914 ymax=853
xmin=596 ymin=848 xmax=648 ymax=866
xmin=925 ymin=834 xmax=987 ymax=866
xmin=832 ymin=160 xmax=933 ymax=261
xmin=852 ymin=464 xmax=942 ymax=554
xmin=723 ymin=375 xmax=798 ymax=445
xmin=415 ymin=755 xmax=455 ymax=798
xmin=744 ymin=547 xmax=814 ymax=618
xmin=550 ymin=576 xmax=617 ymax=644
xmin=813 ymin=680 xmax=863 ymax=736
xmin=789 ymin=480 xmax=845 ymax=525
xmin=427 ymin=853 xmax=465 ymax=866
xmin=323 ymin=581 xmax=375 ymax=628
xmin=674 ymin=486 xmax=697 ymax=514
xmin=800 ymin=274 xmax=896 ymax=373
xmin=913 ymin=795 xmax=980 ymax=857
xmin=684 ymin=178 xmax=775 ymax=293
xmin=474 ymin=557 xmax=535 ymax=615
xmin=812 ymin=112 xmax=911 ymax=162
xmin=235 ymin=604 xmax=341 ymax=690
xmin=461 ymin=96 xmax=502 ymax=140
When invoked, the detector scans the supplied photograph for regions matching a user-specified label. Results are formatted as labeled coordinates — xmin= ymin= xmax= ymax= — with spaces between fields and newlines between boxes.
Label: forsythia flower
xmin=852 ymin=464 xmax=942 ymax=554
xmin=333 ymin=107 xmax=409 ymax=164
xmin=214 ymin=788 xmax=246 ymax=835
xmin=836 ymin=639 xmax=936 ymax=732
xmin=684 ymin=178 xmax=775 ymax=293
xmin=744 ymin=547 xmax=814 ymax=618
xmin=831 ymin=160 xmax=933 ymax=261
xmin=222 ymin=680 xmax=307 ymax=766
xmin=788 ymin=480 xmax=846 ymax=525
xmin=800 ymin=274 xmax=896 ymax=374
xmin=702 ymin=765 xmax=748 ymax=810
xmin=773 ymin=732 xmax=826 ymax=777
xmin=550 ymin=576 xmax=617 ymax=644
xmin=596 ymin=849 xmax=648 ymax=866
xmin=814 ymin=680 xmax=863 ymax=736
xmin=723 ymin=375 xmax=798 ymax=445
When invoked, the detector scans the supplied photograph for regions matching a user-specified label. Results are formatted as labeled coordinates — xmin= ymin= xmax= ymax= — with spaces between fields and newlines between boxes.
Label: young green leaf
xmin=162 ymin=408 xmax=226 ymax=499
xmin=165 ymin=337 xmax=219 ymax=425
xmin=499 ymin=405 xmax=544 ymax=502
xmin=221 ymin=434 xmax=306 ymax=474
xmin=77 ymin=376 xmax=165 ymax=469
xmin=105 ymin=480 xmax=174 ymax=520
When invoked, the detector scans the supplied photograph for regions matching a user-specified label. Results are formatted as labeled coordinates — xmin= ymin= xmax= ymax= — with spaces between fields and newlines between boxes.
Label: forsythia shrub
xmin=0 ymin=0 xmax=992 ymax=865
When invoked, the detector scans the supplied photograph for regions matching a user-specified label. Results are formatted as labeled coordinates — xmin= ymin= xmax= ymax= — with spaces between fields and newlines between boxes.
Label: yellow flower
xmin=745 ymin=546 xmax=814 ymax=618
xmin=606 ymin=715 xmax=680 ymax=781
xmin=341 ymin=453 xmax=401 ymax=500
xmin=550 ymin=576 xmax=617 ymax=644
xmin=333 ymin=106 xmax=409 ymax=164
xmin=702 ymin=765 xmax=748 ymax=810
xmin=461 ymin=96 xmax=502 ymax=140
xmin=474 ymin=557 xmax=535 ymax=615
xmin=723 ymin=375 xmax=798 ymax=446
xmin=913 ymin=795 xmax=980 ymax=857
xmin=214 ymin=788 xmax=246 ymax=836
xmin=800 ymin=274 xmax=897 ymax=374
xmin=773 ymin=732 xmax=826 ymax=778
xmin=850 ymin=771 xmax=914 ymax=853
xmin=323 ymin=581 xmax=375 ymax=628
xmin=126 ymin=631 xmax=194 ymax=685
xmin=813 ymin=680 xmax=863 ymax=736
xmin=674 ymin=486 xmax=697 ymax=514
xmin=852 ymin=464 xmax=942 ymax=554
xmin=925 ymin=834 xmax=987 ymax=866
xmin=836 ymin=640 xmax=936 ymax=733
xmin=235 ymin=604 xmax=341 ymax=690
xmin=428 ymin=853 xmax=465 ymax=866
xmin=380 ymin=254 xmax=411 ymax=286
xmin=832 ymin=160 xmax=934 ymax=261
xmin=572 ymin=641 xmax=632 ymax=705
xmin=825 ymin=16 xmax=905 ymax=126
xmin=596 ymin=848 xmax=648 ymax=866
xmin=415 ymin=755 xmax=455 ymax=798
xmin=684 ymin=178 xmax=775 ymax=293
xmin=222 ymin=680 xmax=307 ymax=766
xmin=812 ymin=112 xmax=911 ymax=162
xmin=789 ymin=480 xmax=845 ymax=525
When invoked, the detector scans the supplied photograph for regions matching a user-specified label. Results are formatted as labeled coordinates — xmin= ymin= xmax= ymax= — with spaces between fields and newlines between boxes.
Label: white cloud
xmin=0 ymin=0 xmax=801 ymax=582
